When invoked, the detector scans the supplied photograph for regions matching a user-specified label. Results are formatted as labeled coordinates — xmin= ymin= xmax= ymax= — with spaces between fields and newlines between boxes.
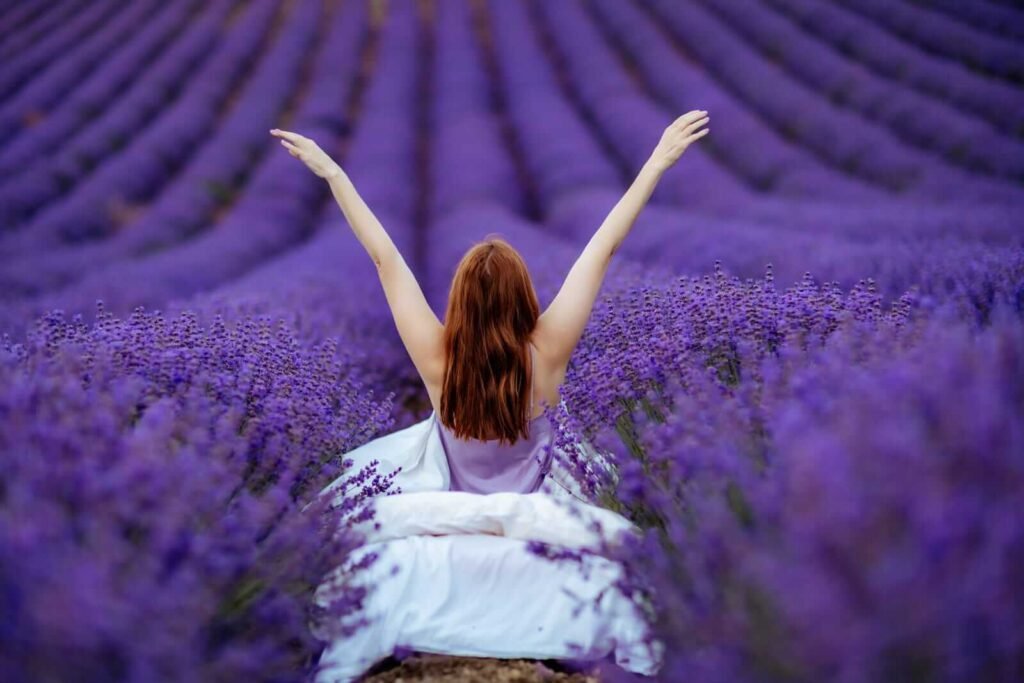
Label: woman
xmin=276 ymin=112 xmax=708 ymax=680
xmin=270 ymin=110 xmax=709 ymax=494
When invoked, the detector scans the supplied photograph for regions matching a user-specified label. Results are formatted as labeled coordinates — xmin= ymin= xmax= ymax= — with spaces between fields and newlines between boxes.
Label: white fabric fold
xmin=316 ymin=410 xmax=451 ymax=502
xmin=354 ymin=490 xmax=640 ymax=551
xmin=309 ymin=409 xmax=662 ymax=682
xmin=313 ymin=535 xmax=661 ymax=682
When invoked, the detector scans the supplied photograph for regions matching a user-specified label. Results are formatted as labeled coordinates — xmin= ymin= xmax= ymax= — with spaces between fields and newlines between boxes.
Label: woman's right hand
xmin=648 ymin=109 xmax=710 ymax=173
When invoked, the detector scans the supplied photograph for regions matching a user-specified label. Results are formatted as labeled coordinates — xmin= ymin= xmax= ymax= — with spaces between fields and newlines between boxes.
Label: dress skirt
xmin=307 ymin=407 xmax=663 ymax=682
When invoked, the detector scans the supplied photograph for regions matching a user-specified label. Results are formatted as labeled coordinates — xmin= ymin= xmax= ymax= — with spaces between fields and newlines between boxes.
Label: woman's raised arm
xmin=271 ymin=128 xmax=396 ymax=267
xmin=270 ymin=128 xmax=444 ymax=381
xmin=535 ymin=110 xmax=709 ymax=367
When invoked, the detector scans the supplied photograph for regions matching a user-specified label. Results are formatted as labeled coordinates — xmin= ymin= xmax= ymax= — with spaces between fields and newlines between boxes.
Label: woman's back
xmin=437 ymin=342 xmax=555 ymax=494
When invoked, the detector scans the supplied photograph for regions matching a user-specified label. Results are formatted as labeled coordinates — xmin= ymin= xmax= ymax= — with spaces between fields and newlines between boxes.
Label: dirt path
xmin=362 ymin=654 xmax=600 ymax=682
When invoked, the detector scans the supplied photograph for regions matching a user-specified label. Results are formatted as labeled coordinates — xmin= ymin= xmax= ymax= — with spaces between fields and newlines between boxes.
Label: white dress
xmin=307 ymin=406 xmax=664 ymax=682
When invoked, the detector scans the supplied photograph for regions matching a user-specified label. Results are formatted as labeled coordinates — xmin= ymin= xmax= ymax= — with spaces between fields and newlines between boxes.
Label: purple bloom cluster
xmin=536 ymin=274 xmax=1024 ymax=682
xmin=0 ymin=302 xmax=395 ymax=681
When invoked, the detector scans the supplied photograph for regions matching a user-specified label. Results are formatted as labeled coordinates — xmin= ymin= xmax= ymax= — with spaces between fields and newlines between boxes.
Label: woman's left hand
xmin=270 ymin=128 xmax=341 ymax=179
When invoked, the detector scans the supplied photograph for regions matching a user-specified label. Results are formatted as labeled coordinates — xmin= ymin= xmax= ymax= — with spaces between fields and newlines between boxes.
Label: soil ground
xmin=361 ymin=654 xmax=600 ymax=682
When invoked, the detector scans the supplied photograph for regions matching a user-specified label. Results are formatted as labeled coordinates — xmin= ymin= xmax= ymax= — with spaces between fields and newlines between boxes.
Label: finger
xmin=280 ymin=139 xmax=298 ymax=151
xmin=270 ymin=128 xmax=303 ymax=143
xmin=686 ymin=128 xmax=710 ymax=141
xmin=682 ymin=116 xmax=709 ymax=135
xmin=674 ymin=110 xmax=708 ymax=128
xmin=674 ymin=111 xmax=702 ymax=125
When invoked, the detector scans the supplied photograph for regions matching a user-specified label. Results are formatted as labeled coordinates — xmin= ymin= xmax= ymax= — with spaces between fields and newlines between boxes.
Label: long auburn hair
xmin=440 ymin=236 xmax=541 ymax=445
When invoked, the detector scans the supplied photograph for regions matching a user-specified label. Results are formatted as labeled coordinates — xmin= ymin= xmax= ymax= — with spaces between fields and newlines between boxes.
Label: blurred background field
xmin=0 ymin=0 xmax=1022 ymax=681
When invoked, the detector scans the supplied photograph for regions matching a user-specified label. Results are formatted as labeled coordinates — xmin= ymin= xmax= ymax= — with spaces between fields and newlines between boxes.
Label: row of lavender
xmin=763 ymin=0 xmax=1024 ymax=137
xmin=0 ymin=0 xmax=1022 ymax=681
xmin=695 ymin=0 xmax=1024 ymax=179
xmin=0 ymin=0 xmax=277 ymax=257
xmin=0 ymin=0 xmax=226 ymax=184
xmin=7 ymin=222 xmax=1017 ymax=682
xmin=0 ymin=1 xmax=514 ymax=678
xmin=644 ymin=0 xmax=1023 ymax=200
xmin=0 ymin=0 xmax=1021 ymax=317
xmin=426 ymin=10 xmax=1023 ymax=677
xmin=0 ymin=0 xmax=407 ymax=679
xmin=507 ymin=0 xmax=1024 ymax=310
xmin=539 ymin=268 xmax=1023 ymax=683
xmin=0 ymin=1 xmax=93 ymax=65
xmin=0 ymin=0 xmax=122 ymax=116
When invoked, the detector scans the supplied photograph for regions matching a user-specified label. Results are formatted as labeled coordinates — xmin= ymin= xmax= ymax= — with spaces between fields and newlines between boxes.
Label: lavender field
xmin=1 ymin=0 xmax=1022 ymax=681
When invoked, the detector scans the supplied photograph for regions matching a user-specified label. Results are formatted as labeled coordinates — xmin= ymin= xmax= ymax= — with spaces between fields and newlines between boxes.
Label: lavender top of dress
xmin=437 ymin=343 xmax=553 ymax=494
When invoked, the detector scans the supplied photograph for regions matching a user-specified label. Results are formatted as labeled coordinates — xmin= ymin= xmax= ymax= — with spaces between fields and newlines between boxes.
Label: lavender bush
xmin=0 ymin=302 xmax=396 ymax=681
xmin=535 ymin=267 xmax=1023 ymax=682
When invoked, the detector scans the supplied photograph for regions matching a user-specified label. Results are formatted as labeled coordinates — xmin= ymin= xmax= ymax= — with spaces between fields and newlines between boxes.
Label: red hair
xmin=440 ymin=236 xmax=541 ymax=445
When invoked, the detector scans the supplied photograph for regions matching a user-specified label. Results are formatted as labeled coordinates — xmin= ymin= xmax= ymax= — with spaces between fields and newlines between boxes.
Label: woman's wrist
xmin=323 ymin=162 xmax=344 ymax=181
xmin=642 ymin=155 xmax=668 ymax=177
